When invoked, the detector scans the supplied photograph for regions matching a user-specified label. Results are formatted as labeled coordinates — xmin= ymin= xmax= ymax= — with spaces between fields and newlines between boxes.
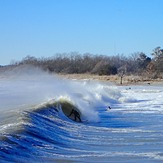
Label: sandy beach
xmin=59 ymin=73 xmax=163 ymax=86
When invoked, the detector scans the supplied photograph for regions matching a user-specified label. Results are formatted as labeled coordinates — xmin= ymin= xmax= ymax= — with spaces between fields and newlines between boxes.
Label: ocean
xmin=0 ymin=65 xmax=163 ymax=163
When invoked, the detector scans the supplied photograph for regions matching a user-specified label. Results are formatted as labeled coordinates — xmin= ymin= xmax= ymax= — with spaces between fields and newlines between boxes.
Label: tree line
xmin=4 ymin=46 xmax=163 ymax=79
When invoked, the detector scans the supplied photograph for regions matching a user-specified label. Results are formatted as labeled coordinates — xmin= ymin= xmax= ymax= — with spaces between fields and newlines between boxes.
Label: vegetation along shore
xmin=0 ymin=46 xmax=163 ymax=85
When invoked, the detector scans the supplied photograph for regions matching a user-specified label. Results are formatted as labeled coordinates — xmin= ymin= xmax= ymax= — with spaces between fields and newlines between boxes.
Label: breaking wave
xmin=1 ymin=65 xmax=163 ymax=162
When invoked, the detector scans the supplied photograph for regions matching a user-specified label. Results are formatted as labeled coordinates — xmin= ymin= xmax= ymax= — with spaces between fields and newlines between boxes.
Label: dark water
xmin=1 ymin=98 xmax=163 ymax=163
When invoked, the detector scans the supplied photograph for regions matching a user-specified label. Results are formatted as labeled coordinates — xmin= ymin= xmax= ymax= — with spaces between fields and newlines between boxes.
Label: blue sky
xmin=0 ymin=0 xmax=163 ymax=65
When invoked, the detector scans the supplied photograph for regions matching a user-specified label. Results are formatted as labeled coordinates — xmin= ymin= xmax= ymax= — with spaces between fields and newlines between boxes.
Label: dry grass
xmin=58 ymin=73 xmax=163 ymax=85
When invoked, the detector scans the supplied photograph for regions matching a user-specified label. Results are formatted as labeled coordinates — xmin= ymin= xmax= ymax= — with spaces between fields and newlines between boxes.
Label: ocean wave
xmin=1 ymin=66 xmax=163 ymax=162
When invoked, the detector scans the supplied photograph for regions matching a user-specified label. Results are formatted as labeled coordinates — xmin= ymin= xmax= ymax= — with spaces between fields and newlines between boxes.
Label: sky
xmin=0 ymin=0 xmax=163 ymax=65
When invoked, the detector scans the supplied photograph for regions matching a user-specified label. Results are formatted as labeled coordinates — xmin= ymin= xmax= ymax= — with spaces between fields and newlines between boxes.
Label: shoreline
xmin=0 ymin=65 xmax=162 ymax=86
xmin=58 ymin=73 xmax=163 ymax=86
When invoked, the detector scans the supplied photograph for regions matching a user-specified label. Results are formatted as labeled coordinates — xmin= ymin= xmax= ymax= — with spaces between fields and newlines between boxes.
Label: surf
xmin=2 ymin=65 xmax=163 ymax=162
xmin=0 ymin=65 xmax=121 ymax=133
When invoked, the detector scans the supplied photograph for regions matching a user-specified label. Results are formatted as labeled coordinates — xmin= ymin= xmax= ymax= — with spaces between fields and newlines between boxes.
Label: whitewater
xmin=0 ymin=65 xmax=163 ymax=163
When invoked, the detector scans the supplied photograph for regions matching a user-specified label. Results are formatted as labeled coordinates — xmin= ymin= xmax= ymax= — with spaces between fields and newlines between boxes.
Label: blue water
xmin=0 ymin=66 xmax=163 ymax=163
xmin=1 ymin=100 xmax=163 ymax=163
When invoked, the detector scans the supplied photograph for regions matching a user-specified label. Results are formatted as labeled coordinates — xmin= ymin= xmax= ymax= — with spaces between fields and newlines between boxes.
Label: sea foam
xmin=0 ymin=65 xmax=125 ymax=129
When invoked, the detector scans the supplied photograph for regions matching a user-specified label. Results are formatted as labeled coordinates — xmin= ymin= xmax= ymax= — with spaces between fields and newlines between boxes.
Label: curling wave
xmin=1 ymin=66 xmax=163 ymax=162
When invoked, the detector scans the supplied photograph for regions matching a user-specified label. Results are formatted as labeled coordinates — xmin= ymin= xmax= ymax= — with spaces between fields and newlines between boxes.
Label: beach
xmin=59 ymin=73 xmax=163 ymax=86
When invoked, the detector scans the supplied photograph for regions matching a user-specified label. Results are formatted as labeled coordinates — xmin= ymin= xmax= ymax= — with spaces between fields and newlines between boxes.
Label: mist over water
xmin=0 ymin=65 xmax=120 ymax=127
xmin=0 ymin=65 xmax=163 ymax=162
